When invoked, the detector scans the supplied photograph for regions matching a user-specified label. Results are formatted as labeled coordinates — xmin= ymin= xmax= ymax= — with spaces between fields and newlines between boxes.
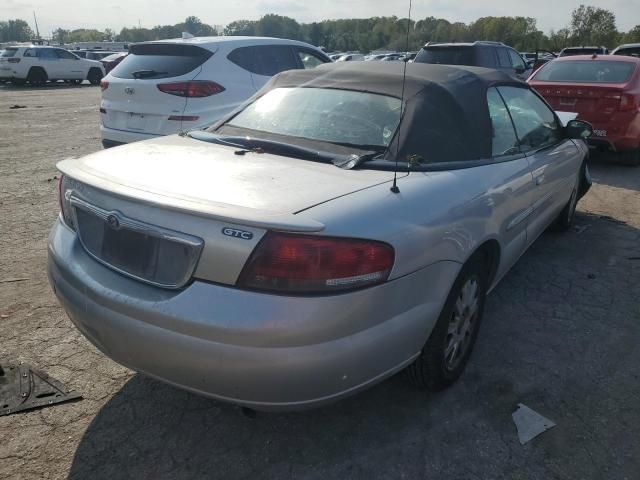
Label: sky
xmin=2 ymin=0 xmax=639 ymax=36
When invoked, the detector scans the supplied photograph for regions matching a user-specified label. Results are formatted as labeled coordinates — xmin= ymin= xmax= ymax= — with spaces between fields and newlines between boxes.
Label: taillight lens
xmin=57 ymin=175 xmax=75 ymax=230
xmin=8 ymin=58 xmax=20 ymax=63
xmin=238 ymin=232 xmax=395 ymax=294
xmin=100 ymin=80 xmax=109 ymax=91
xmin=157 ymin=81 xmax=225 ymax=97
xmin=619 ymin=93 xmax=638 ymax=111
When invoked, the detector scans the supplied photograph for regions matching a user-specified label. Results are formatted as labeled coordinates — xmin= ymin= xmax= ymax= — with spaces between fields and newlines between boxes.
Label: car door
xmin=36 ymin=48 xmax=61 ymax=78
xmin=497 ymin=85 xmax=581 ymax=245
xmin=54 ymin=49 xmax=85 ymax=79
xmin=485 ymin=87 xmax=536 ymax=275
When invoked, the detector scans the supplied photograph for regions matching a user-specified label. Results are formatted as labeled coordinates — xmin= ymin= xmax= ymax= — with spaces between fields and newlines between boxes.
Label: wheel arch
xmin=466 ymin=238 xmax=501 ymax=288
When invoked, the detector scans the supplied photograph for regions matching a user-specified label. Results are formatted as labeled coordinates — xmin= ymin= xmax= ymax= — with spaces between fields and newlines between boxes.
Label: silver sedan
xmin=48 ymin=63 xmax=592 ymax=410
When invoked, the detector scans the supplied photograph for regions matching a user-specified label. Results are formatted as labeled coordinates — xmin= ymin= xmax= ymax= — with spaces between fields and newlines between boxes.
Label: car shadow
xmin=0 ymin=81 xmax=94 ymax=91
xmin=67 ymin=212 xmax=640 ymax=479
xmin=588 ymin=152 xmax=640 ymax=192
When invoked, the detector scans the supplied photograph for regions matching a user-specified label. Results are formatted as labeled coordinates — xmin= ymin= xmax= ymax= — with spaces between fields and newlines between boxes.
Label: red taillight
xmin=238 ymin=232 xmax=395 ymax=294
xmin=619 ymin=93 xmax=638 ymax=111
xmin=8 ymin=58 xmax=20 ymax=63
xmin=157 ymin=81 xmax=225 ymax=98
xmin=100 ymin=80 xmax=109 ymax=91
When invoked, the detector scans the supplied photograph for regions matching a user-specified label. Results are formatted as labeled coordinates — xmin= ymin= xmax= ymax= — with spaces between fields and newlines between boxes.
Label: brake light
xmin=238 ymin=232 xmax=395 ymax=293
xmin=100 ymin=80 xmax=109 ymax=91
xmin=8 ymin=58 xmax=20 ymax=63
xmin=619 ymin=93 xmax=638 ymax=111
xmin=157 ymin=81 xmax=225 ymax=97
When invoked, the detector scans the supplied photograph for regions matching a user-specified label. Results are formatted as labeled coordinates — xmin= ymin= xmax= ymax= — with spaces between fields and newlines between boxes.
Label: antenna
xmin=33 ymin=11 xmax=41 ymax=39
xmin=390 ymin=0 xmax=412 ymax=194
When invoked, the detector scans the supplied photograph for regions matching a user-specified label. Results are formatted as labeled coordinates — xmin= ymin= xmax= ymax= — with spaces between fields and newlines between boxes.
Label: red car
xmin=100 ymin=52 xmax=127 ymax=74
xmin=528 ymin=55 xmax=640 ymax=165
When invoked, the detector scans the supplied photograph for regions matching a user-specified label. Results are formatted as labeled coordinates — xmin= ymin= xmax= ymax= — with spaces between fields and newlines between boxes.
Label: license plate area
xmin=71 ymin=196 xmax=203 ymax=289
xmin=126 ymin=112 xmax=146 ymax=131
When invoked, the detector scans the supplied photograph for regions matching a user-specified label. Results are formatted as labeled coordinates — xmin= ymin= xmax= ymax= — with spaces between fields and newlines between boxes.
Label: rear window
xmin=226 ymin=87 xmax=402 ymax=149
xmin=533 ymin=60 xmax=636 ymax=83
xmin=110 ymin=43 xmax=213 ymax=79
xmin=414 ymin=47 xmax=474 ymax=66
xmin=1 ymin=48 xmax=18 ymax=58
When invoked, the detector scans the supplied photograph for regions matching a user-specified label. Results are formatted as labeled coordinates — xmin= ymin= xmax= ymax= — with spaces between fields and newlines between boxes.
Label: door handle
xmin=535 ymin=175 xmax=545 ymax=185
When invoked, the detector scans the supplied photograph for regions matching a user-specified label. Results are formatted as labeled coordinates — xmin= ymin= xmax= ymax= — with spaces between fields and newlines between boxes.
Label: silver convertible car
xmin=48 ymin=62 xmax=592 ymax=410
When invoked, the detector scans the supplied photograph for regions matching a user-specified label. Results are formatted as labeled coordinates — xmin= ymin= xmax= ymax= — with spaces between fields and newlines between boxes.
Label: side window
xmin=507 ymin=49 xmax=526 ymax=71
xmin=497 ymin=86 xmax=563 ymax=152
xmin=228 ymin=45 xmax=298 ymax=76
xmin=496 ymin=48 xmax=511 ymax=68
xmin=487 ymin=88 xmax=520 ymax=157
xmin=296 ymin=49 xmax=326 ymax=69
xmin=23 ymin=49 xmax=36 ymax=57
xmin=476 ymin=47 xmax=496 ymax=67
xmin=37 ymin=49 xmax=58 ymax=59
xmin=55 ymin=49 xmax=77 ymax=60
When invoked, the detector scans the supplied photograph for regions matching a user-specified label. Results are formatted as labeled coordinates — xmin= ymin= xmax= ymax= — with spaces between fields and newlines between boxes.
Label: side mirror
xmin=565 ymin=119 xmax=593 ymax=139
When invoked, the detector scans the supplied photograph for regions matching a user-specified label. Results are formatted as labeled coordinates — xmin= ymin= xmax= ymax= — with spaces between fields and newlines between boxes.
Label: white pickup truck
xmin=0 ymin=45 xmax=105 ymax=86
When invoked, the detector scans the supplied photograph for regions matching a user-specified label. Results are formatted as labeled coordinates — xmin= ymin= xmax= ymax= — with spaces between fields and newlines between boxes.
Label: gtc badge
xmin=222 ymin=227 xmax=253 ymax=240
xmin=124 ymin=87 xmax=135 ymax=95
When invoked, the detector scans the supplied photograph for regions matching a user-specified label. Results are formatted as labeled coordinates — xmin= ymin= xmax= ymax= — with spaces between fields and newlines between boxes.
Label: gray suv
xmin=414 ymin=41 xmax=531 ymax=80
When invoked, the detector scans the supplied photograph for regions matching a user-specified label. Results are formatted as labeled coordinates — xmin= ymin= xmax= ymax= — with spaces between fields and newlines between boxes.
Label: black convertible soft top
xmin=218 ymin=62 xmax=526 ymax=163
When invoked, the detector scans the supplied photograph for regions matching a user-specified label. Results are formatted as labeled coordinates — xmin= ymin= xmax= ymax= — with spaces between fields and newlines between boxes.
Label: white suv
xmin=99 ymin=36 xmax=330 ymax=148
xmin=0 ymin=46 xmax=105 ymax=86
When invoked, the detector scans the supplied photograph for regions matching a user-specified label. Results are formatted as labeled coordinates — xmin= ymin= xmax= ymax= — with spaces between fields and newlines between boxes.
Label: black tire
xmin=552 ymin=161 xmax=584 ymax=231
xmin=26 ymin=67 xmax=47 ymax=86
xmin=405 ymin=254 xmax=488 ymax=391
xmin=87 ymin=68 xmax=103 ymax=85
xmin=618 ymin=149 xmax=640 ymax=167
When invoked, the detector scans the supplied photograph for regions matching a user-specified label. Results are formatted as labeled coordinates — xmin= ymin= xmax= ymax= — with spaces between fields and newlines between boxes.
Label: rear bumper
xmin=47 ymin=218 xmax=459 ymax=410
xmin=100 ymin=125 xmax=162 ymax=146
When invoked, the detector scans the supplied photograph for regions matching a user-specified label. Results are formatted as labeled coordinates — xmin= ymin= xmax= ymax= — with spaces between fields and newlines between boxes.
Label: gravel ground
xmin=1 ymin=84 xmax=639 ymax=480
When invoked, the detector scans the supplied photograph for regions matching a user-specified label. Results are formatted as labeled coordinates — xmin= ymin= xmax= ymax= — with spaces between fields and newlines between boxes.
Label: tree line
xmin=2 ymin=6 xmax=640 ymax=52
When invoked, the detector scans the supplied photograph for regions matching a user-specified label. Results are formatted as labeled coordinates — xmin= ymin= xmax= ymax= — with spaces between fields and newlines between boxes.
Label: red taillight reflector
xmin=619 ymin=93 xmax=638 ymax=111
xmin=238 ymin=232 xmax=395 ymax=293
xmin=100 ymin=80 xmax=109 ymax=91
xmin=167 ymin=115 xmax=199 ymax=121
xmin=8 ymin=58 xmax=20 ymax=63
xmin=157 ymin=81 xmax=225 ymax=98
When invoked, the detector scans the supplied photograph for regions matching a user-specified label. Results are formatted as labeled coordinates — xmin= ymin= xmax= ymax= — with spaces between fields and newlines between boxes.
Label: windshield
xmin=223 ymin=87 xmax=402 ymax=149
xmin=533 ymin=60 xmax=636 ymax=83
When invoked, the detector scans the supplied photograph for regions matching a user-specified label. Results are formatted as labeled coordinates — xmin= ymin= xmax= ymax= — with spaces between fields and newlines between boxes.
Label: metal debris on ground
xmin=9 ymin=105 xmax=27 ymax=109
xmin=512 ymin=403 xmax=556 ymax=445
xmin=0 ymin=362 xmax=82 ymax=416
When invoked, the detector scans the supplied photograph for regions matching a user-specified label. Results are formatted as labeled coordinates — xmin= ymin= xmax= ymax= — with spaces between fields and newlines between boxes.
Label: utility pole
xmin=33 ymin=11 xmax=41 ymax=39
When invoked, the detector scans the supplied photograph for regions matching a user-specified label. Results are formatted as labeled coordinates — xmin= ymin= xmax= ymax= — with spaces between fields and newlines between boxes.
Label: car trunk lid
xmin=58 ymin=135 xmax=395 ymax=287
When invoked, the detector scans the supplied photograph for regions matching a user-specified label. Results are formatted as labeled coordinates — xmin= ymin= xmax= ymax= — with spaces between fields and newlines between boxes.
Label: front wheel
xmin=405 ymin=255 xmax=488 ymax=391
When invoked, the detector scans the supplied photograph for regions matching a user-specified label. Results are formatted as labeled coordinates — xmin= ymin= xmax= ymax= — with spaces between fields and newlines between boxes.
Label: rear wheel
xmin=26 ymin=68 xmax=47 ymax=86
xmin=87 ymin=68 xmax=103 ymax=85
xmin=405 ymin=255 xmax=487 ymax=391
